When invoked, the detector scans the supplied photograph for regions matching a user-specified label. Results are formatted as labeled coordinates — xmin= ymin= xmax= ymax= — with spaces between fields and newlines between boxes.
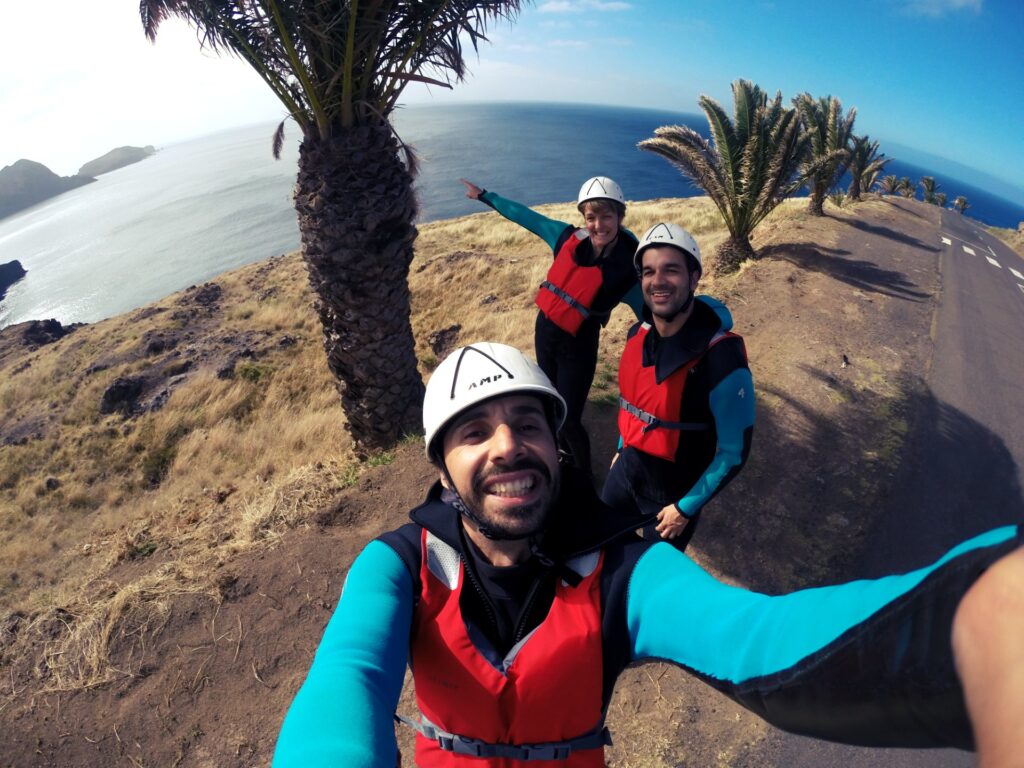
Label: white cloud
xmin=903 ymin=0 xmax=982 ymax=16
xmin=550 ymin=39 xmax=590 ymax=48
xmin=538 ymin=0 xmax=633 ymax=13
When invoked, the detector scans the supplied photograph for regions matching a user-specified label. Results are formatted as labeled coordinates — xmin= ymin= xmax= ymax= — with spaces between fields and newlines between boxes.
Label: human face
xmin=440 ymin=395 xmax=560 ymax=539
xmin=582 ymin=204 xmax=621 ymax=252
xmin=641 ymin=245 xmax=700 ymax=320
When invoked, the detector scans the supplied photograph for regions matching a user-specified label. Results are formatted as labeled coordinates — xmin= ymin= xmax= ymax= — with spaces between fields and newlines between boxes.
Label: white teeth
xmin=489 ymin=478 xmax=535 ymax=496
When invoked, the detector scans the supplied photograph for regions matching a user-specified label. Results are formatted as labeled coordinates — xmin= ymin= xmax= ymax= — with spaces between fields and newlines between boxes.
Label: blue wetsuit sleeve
xmin=625 ymin=525 xmax=1021 ymax=747
xmin=676 ymin=365 xmax=755 ymax=517
xmin=273 ymin=540 xmax=413 ymax=767
xmin=621 ymin=282 xmax=644 ymax=321
xmin=479 ymin=190 xmax=571 ymax=252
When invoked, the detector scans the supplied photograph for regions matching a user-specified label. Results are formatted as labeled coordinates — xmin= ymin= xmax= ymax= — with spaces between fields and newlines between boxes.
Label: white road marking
xmin=941 ymin=236 xmax=952 ymax=245
xmin=1011 ymin=268 xmax=1024 ymax=280
xmin=963 ymin=245 xmax=976 ymax=255
xmin=986 ymin=256 xmax=1002 ymax=268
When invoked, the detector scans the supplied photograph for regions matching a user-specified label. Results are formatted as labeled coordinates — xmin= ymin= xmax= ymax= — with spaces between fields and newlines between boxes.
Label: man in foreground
xmin=604 ymin=222 xmax=754 ymax=550
xmin=273 ymin=342 xmax=1022 ymax=767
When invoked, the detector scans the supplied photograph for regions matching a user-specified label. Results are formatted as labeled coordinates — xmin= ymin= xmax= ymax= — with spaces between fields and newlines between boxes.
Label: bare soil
xmin=1 ymin=196 xmax=958 ymax=767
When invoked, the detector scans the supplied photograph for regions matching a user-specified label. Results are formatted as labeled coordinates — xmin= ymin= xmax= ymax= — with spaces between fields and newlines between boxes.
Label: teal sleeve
xmin=272 ymin=541 xmax=413 ymax=767
xmin=626 ymin=525 xmax=1020 ymax=746
xmin=479 ymin=190 xmax=571 ymax=251
xmin=621 ymin=283 xmax=644 ymax=321
xmin=676 ymin=367 xmax=755 ymax=517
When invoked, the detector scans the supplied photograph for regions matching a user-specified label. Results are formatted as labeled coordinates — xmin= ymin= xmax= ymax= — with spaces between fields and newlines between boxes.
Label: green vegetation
xmin=794 ymin=93 xmax=857 ymax=216
xmin=639 ymin=79 xmax=810 ymax=275
xmin=142 ymin=0 xmax=526 ymax=454
xmin=846 ymin=135 xmax=890 ymax=201
xmin=954 ymin=195 xmax=970 ymax=214
xmin=919 ymin=175 xmax=941 ymax=204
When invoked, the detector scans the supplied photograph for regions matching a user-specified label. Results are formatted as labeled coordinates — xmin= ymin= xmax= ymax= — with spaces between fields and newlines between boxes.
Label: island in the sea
xmin=0 ymin=160 xmax=95 ymax=220
xmin=0 ymin=145 xmax=156 ymax=221
xmin=77 ymin=145 xmax=156 ymax=177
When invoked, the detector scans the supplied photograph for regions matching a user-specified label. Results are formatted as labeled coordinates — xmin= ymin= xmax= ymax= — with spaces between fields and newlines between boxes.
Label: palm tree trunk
xmin=712 ymin=235 xmax=756 ymax=276
xmin=294 ymin=124 xmax=424 ymax=455
xmin=848 ymin=175 xmax=862 ymax=201
xmin=807 ymin=185 xmax=826 ymax=216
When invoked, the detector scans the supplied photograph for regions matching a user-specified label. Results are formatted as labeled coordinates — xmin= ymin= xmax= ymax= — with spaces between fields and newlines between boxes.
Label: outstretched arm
xmin=627 ymin=525 xmax=1022 ymax=748
xmin=953 ymin=546 xmax=1024 ymax=766
xmin=273 ymin=541 xmax=413 ymax=767
xmin=459 ymin=179 xmax=572 ymax=251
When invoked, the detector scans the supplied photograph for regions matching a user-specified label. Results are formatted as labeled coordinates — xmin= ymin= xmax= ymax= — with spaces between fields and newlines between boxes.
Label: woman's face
xmin=581 ymin=203 xmax=621 ymax=251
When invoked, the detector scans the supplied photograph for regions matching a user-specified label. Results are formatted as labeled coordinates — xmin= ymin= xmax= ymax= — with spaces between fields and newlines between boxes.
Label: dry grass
xmin=0 ymin=194 xmax=775 ymax=694
xmin=986 ymin=222 xmax=1024 ymax=257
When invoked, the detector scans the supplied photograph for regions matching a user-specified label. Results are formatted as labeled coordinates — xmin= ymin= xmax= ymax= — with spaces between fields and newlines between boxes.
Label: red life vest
xmin=617 ymin=323 xmax=744 ymax=461
xmin=409 ymin=529 xmax=607 ymax=767
xmin=535 ymin=230 xmax=604 ymax=336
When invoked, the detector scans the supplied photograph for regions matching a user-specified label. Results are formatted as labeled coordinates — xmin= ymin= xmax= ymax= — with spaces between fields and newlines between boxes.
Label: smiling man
xmin=272 ymin=342 xmax=1023 ymax=767
xmin=602 ymin=222 xmax=755 ymax=551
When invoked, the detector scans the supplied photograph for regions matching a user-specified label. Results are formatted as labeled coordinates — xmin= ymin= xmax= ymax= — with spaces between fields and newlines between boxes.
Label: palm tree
xmin=794 ymin=93 xmax=857 ymax=215
xmin=897 ymin=177 xmax=916 ymax=198
xmin=846 ymin=135 xmax=890 ymax=201
xmin=142 ymin=1 xmax=524 ymax=453
xmin=920 ymin=176 xmax=940 ymax=204
xmin=935 ymin=192 xmax=948 ymax=208
xmin=638 ymin=79 xmax=810 ymax=275
xmin=879 ymin=175 xmax=901 ymax=195
xmin=954 ymin=195 xmax=970 ymax=214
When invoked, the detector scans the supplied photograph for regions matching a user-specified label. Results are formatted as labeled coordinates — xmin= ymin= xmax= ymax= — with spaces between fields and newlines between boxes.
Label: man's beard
xmin=646 ymin=283 xmax=694 ymax=321
xmin=461 ymin=458 xmax=559 ymax=539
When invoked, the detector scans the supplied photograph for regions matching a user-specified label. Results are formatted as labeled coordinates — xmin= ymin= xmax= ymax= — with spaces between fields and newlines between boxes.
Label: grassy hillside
xmin=0 ymin=193 xmax=960 ymax=766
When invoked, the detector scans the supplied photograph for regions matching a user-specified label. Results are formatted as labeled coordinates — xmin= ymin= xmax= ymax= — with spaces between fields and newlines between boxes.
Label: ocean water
xmin=2 ymin=102 xmax=1022 ymax=329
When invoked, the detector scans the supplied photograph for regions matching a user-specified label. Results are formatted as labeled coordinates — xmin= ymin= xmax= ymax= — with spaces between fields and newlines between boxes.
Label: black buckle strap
xmin=540 ymin=280 xmax=590 ymax=319
xmin=398 ymin=713 xmax=610 ymax=761
xmin=618 ymin=396 xmax=711 ymax=434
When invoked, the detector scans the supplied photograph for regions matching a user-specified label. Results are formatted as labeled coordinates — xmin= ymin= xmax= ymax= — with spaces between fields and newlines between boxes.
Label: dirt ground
xmin=1 ymin=196 xmax=955 ymax=767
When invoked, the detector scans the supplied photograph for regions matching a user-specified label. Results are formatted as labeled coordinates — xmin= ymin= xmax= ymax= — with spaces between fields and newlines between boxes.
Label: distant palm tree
xmin=898 ymin=177 xmax=916 ymax=198
xmin=935 ymin=192 xmax=948 ymax=208
xmin=142 ymin=0 xmax=525 ymax=453
xmin=879 ymin=175 xmax=901 ymax=195
xmin=794 ymin=93 xmax=857 ymax=215
xmin=920 ymin=176 xmax=940 ymax=204
xmin=954 ymin=195 xmax=970 ymax=214
xmin=846 ymin=135 xmax=890 ymax=201
xmin=638 ymin=79 xmax=810 ymax=274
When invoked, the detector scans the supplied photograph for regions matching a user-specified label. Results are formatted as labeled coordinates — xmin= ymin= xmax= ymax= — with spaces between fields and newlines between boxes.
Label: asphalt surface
xmin=774 ymin=207 xmax=1024 ymax=768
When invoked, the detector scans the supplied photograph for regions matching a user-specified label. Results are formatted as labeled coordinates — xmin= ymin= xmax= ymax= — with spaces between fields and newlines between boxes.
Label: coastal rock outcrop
xmin=22 ymin=319 xmax=79 ymax=348
xmin=0 ymin=260 xmax=27 ymax=300
xmin=0 ymin=160 xmax=95 ymax=220
xmin=78 ymin=146 xmax=156 ymax=177
xmin=99 ymin=376 xmax=146 ymax=415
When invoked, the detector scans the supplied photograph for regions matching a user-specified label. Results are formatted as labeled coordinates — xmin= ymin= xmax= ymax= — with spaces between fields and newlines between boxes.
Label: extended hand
xmin=459 ymin=178 xmax=484 ymax=200
xmin=655 ymin=504 xmax=689 ymax=539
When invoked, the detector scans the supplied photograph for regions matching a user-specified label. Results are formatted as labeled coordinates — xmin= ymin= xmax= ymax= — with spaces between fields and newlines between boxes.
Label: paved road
xmin=775 ymin=208 xmax=1024 ymax=768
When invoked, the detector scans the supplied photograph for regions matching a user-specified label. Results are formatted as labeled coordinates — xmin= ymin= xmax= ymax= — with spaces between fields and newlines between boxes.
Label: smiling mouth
xmin=487 ymin=477 xmax=536 ymax=497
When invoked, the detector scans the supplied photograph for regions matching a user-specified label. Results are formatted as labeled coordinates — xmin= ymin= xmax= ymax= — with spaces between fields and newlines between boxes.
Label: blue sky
xmin=3 ymin=0 xmax=1022 ymax=202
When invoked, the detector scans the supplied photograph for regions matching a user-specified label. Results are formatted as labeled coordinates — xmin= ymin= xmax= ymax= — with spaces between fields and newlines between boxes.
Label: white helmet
xmin=577 ymin=176 xmax=626 ymax=209
xmin=634 ymin=222 xmax=702 ymax=274
xmin=423 ymin=343 xmax=567 ymax=460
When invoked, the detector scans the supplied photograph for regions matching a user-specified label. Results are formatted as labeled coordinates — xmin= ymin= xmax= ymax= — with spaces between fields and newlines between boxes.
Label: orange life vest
xmin=409 ymin=529 xmax=608 ymax=766
xmin=535 ymin=230 xmax=604 ymax=336
xmin=617 ymin=323 xmax=743 ymax=461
